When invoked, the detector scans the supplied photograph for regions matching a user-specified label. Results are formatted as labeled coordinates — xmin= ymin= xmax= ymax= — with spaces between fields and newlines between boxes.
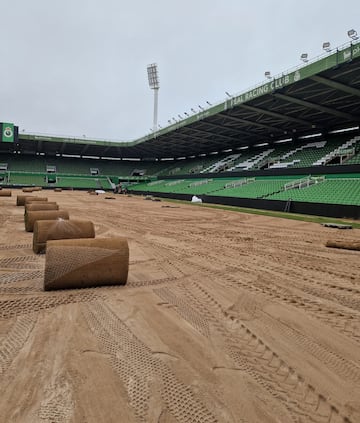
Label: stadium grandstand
xmin=1 ymin=41 xmax=360 ymax=219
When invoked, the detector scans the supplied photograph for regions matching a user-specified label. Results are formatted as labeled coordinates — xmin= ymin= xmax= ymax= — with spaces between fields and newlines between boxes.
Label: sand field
xmin=0 ymin=189 xmax=359 ymax=423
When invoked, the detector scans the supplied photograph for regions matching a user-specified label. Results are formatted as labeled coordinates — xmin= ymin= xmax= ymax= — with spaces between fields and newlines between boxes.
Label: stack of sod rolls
xmin=15 ymin=191 xmax=130 ymax=290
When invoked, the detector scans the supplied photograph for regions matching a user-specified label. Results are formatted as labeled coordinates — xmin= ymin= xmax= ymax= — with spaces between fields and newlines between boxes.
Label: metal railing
xmin=225 ymin=178 xmax=255 ymax=189
xmin=189 ymin=179 xmax=212 ymax=187
xmin=165 ymin=179 xmax=185 ymax=186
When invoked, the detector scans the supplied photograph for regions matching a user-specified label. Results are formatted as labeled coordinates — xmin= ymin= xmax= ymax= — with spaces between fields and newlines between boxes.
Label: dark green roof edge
xmin=19 ymin=41 xmax=360 ymax=149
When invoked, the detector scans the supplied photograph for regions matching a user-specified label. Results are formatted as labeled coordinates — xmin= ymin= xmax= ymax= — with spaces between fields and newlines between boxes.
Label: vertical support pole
xmin=153 ymin=88 xmax=159 ymax=132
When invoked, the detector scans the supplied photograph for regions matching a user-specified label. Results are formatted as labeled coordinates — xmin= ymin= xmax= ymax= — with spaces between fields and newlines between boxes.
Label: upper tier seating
xmin=268 ymin=141 xmax=327 ymax=169
xmin=313 ymin=135 xmax=360 ymax=166
xmin=1 ymin=132 xmax=359 ymax=183
xmin=227 ymin=149 xmax=274 ymax=171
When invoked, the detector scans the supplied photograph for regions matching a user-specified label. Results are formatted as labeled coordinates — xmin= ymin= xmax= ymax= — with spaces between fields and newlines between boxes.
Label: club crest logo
xmin=4 ymin=126 xmax=13 ymax=138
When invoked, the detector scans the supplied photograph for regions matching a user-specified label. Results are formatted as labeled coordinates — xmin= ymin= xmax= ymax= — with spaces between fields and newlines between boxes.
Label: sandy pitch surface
xmin=0 ymin=190 xmax=359 ymax=423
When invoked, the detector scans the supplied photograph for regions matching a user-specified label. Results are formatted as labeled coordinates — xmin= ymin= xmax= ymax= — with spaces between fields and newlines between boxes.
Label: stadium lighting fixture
xmin=225 ymin=91 xmax=232 ymax=98
xmin=191 ymin=108 xmax=197 ymax=113
xmin=298 ymin=133 xmax=322 ymax=140
xmin=184 ymin=112 xmax=189 ymax=117
xmin=329 ymin=126 xmax=359 ymax=134
xmin=168 ymin=119 xmax=172 ymax=124
xmin=178 ymin=114 xmax=183 ymax=119
xmin=147 ymin=63 xmax=160 ymax=132
xmin=322 ymin=42 xmax=331 ymax=52
xmin=300 ymin=53 xmax=308 ymax=63
xmin=264 ymin=71 xmax=271 ymax=79
xmin=274 ymin=138 xmax=292 ymax=144
xmin=347 ymin=29 xmax=358 ymax=40
xmin=172 ymin=117 xmax=177 ymax=123
xmin=206 ymin=101 xmax=212 ymax=106
xmin=198 ymin=105 xmax=205 ymax=111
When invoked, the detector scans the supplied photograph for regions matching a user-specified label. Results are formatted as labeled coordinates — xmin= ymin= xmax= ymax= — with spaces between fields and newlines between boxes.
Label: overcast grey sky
xmin=0 ymin=0 xmax=359 ymax=141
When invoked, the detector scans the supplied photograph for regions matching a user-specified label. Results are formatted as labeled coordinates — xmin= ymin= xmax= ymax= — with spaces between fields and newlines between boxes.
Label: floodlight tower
xmin=147 ymin=63 xmax=160 ymax=132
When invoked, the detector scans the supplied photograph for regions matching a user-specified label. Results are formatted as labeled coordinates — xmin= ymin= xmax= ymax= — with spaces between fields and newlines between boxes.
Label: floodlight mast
xmin=147 ymin=63 xmax=160 ymax=132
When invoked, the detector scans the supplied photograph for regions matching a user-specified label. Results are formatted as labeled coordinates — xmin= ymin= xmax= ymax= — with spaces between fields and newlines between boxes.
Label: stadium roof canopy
xmin=7 ymin=41 xmax=360 ymax=160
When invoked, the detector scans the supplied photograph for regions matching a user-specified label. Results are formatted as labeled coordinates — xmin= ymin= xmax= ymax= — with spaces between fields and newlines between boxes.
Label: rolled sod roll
xmin=54 ymin=188 xmax=62 ymax=192
xmin=25 ymin=203 xmax=59 ymax=213
xmin=33 ymin=219 xmax=95 ymax=254
xmin=17 ymin=195 xmax=34 ymax=206
xmin=22 ymin=187 xmax=34 ymax=193
xmin=25 ymin=197 xmax=48 ymax=205
xmin=326 ymin=240 xmax=360 ymax=251
xmin=0 ymin=189 xmax=11 ymax=196
xmin=44 ymin=237 xmax=129 ymax=290
xmin=25 ymin=210 xmax=69 ymax=232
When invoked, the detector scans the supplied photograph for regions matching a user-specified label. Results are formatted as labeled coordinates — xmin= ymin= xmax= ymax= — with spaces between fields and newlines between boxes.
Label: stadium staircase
xmin=268 ymin=141 xmax=326 ymax=169
xmin=106 ymin=176 xmax=115 ymax=190
xmin=313 ymin=135 xmax=360 ymax=166
xmin=227 ymin=149 xmax=274 ymax=171
xmin=345 ymin=148 xmax=360 ymax=164
xmin=0 ymin=163 xmax=8 ymax=184
xmin=200 ymin=154 xmax=241 ymax=173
